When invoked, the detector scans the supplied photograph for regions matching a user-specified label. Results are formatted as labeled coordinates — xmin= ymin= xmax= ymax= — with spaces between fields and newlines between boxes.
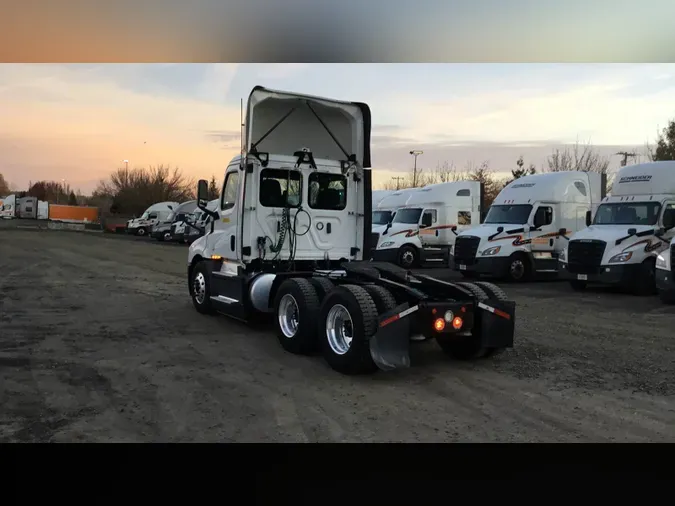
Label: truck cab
xmin=152 ymin=200 xmax=198 ymax=242
xmin=186 ymin=86 xmax=516 ymax=375
xmin=454 ymin=171 xmax=605 ymax=282
xmin=127 ymin=201 xmax=179 ymax=237
xmin=373 ymin=181 xmax=481 ymax=268
xmin=559 ymin=161 xmax=675 ymax=295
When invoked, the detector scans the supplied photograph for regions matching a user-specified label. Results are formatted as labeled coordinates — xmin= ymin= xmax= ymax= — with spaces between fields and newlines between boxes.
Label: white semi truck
xmin=559 ymin=161 xmax=675 ymax=295
xmin=126 ymin=201 xmax=179 ymax=236
xmin=656 ymin=236 xmax=675 ymax=303
xmin=371 ymin=188 xmax=419 ymax=237
xmin=372 ymin=181 xmax=482 ymax=268
xmin=454 ymin=171 xmax=606 ymax=282
xmin=186 ymin=86 xmax=516 ymax=375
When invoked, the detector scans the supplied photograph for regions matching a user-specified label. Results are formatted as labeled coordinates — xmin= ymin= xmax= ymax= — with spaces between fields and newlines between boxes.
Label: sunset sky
xmin=1 ymin=63 xmax=674 ymax=194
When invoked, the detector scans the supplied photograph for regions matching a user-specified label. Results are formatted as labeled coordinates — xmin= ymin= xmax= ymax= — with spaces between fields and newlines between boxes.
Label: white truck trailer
xmin=454 ymin=171 xmax=606 ymax=282
xmin=186 ymin=86 xmax=516 ymax=375
xmin=559 ymin=161 xmax=675 ymax=295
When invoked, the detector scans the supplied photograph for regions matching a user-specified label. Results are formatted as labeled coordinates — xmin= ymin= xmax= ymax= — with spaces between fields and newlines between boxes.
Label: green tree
xmin=650 ymin=118 xmax=675 ymax=161
xmin=68 ymin=191 xmax=78 ymax=206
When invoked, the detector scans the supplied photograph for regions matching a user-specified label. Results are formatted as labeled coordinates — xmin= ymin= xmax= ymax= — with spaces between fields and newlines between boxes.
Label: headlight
xmin=608 ymin=251 xmax=632 ymax=263
xmin=379 ymin=241 xmax=395 ymax=248
xmin=559 ymin=249 xmax=566 ymax=262
xmin=481 ymin=246 xmax=501 ymax=256
xmin=656 ymin=253 xmax=668 ymax=270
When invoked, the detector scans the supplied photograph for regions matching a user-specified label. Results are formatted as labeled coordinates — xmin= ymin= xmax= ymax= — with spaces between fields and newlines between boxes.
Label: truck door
xmin=661 ymin=202 xmax=675 ymax=247
xmin=209 ymin=166 xmax=240 ymax=261
xmin=529 ymin=203 xmax=558 ymax=254
xmin=419 ymin=208 xmax=441 ymax=247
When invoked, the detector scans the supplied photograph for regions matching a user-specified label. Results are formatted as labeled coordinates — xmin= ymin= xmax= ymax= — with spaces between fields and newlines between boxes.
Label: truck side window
xmin=456 ymin=189 xmax=470 ymax=197
xmin=309 ymin=172 xmax=347 ymax=210
xmin=457 ymin=211 xmax=471 ymax=225
xmin=147 ymin=213 xmax=157 ymax=220
xmin=574 ymin=181 xmax=587 ymax=196
xmin=260 ymin=169 xmax=301 ymax=208
xmin=663 ymin=203 xmax=675 ymax=230
xmin=534 ymin=206 xmax=553 ymax=226
xmin=222 ymin=171 xmax=240 ymax=210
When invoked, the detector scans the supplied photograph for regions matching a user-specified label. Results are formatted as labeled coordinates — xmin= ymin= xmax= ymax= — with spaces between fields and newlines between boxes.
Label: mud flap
xmin=369 ymin=303 xmax=414 ymax=371
xmin=477 ymin=300 xmax=516 ymax=348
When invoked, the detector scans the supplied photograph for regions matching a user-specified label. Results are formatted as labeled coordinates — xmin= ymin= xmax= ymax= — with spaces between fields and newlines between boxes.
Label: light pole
xmin=409 ymin=150 xmax=423 ymax=187
xmin=123 ymin=159 xmax=129 ymax=170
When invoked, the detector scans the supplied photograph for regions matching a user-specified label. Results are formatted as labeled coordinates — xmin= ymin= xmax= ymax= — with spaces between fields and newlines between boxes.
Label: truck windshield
xmin=393 ymin=208 xmax=422 ymax=224
xmin=484 ymin=204 xmax=533 ymax=224
xmin=593 ymin=202 xmax=661 ymax=225
xmin=372 ymin=210 xmax=393 ymax=225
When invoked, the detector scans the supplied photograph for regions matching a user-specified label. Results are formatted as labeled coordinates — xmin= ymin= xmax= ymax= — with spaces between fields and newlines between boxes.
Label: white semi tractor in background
xmin=372 ymin=188 xmax=419 ymax=236
xmin=186 ymin=85 xmax=516 ymax=375
xmin=372 ymin=181 xmax=482 ymax=268
xmin=126 ymin=201 xmax=179 ymax=236
xmin=454 ymin=171 xmax=606 ymax=282
xmin=559 ymin=161 xmax=675 ymax=295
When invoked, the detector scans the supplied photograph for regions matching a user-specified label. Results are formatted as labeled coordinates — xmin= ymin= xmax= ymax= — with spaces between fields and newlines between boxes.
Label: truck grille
xmin=671 ymin=244 xmax=675 ymax=273
xmin=567 ymin=239 xmax=607 ymax=274
xmin=454 ymin=236 xmax=480 ymax=265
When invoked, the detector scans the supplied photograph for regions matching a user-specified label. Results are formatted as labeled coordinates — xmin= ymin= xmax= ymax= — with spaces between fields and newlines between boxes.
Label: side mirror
xmin=558 ymin=227 xmax=567 ymax=236
xmin=656 ymin=227 xmax=666 ymax=236
xmin=663 ymin=212 xmax=675 ymax=230
xmin=585 ymin=210 xmax=592 ymax=227
xmin=197 ymin=179 xmax=209 ymax=208
xmin=497 ymin=226 xmax=504 ymax=233
xmin=627 ymin=228 xmax=637 ymax=236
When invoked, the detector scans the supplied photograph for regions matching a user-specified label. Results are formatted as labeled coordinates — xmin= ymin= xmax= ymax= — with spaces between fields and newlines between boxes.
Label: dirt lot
xmin=1 ymin=229 xmax=674 ymax=442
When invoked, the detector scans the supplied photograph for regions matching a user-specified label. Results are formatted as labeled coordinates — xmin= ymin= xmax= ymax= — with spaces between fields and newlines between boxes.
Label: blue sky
xmin=1 ymin=63 xmax=674 ymax=192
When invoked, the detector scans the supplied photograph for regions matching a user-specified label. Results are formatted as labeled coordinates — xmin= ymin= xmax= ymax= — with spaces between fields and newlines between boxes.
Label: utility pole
xmin=409 ymin=150 xmax=423 ymax=187
xmin=391 ymin=176 xmax=405 ymax=190
xmin=615 ymin=151 xmax=637 ymax=167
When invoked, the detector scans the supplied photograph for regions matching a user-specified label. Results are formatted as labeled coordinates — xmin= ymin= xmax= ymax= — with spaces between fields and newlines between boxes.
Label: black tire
xmin=273 ymin=277 xmax=321 ymax=355
xmin=189 ymin=261 xmax=215 ymax=315
xmin=569 ymin=280 xmax=588 ymax=291
xmin=319 ymin=284 xmax=379 ymax=375
xmin=473 ymin=281 xmax=509 ymax=358
xmin=505 ymin=253 xmax=531 ymax=282
xmin=397 ymin=245 xmax=418 ymax=269
xmin=658 ymin=288 xmax=675 ymax=304
xmin=632 ymin=258 xmax=657 ymax=296
xmin=437 ymin=281 xmax=489 ymax=360
xmin=309 ymin=277 xmax=334 ymax=303
xmin=136 ymin=227 xmax=148 ymax=237
xmin=363 ymin=285 xmax=397 ymax=314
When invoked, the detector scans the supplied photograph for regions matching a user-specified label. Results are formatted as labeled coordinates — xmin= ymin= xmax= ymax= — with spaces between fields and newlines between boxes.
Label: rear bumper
xmin=453 ymin=256 xmax=510 ymax=277
xmin=558 ymin=261 xmax=641 ymax=285
xmin=656 ymin=268 xmax=675 ymax=293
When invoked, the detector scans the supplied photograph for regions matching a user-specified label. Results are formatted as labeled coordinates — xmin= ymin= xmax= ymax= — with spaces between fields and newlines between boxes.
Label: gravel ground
xmin=1 ymin=229 xmax=674 ymax=442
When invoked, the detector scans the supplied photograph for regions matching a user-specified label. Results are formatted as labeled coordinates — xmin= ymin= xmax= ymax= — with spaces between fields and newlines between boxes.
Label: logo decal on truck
xmin=622 ymin=238 xmax=663 ymax=253
xmin=617 ymin=175 xmax=652 ymax=184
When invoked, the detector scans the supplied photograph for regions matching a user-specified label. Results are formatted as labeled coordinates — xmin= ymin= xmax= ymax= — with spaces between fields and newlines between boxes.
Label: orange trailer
xmin=48 ymin=204 xmax=99 ymax=223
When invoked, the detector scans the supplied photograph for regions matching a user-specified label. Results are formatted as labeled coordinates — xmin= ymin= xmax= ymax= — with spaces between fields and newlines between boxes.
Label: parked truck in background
xmin=454 ymin=171 xmax=606 ymax=282
xmin=186 ymin=85 xmax=516 ymax=375
xmin=656 ymin=236 xmax=675 ymax=304
xmin=184 ymin=199 xmax=219 ymax=244
xmin=559 ymin=161 xmax=675 ymax=295
xmin=372 ymin=181 xmax=482 ymax=268
xmin=126 ymin=201 xmax=178 ymax=236
xmin=151 ymin=200 xmax=198 ymax=242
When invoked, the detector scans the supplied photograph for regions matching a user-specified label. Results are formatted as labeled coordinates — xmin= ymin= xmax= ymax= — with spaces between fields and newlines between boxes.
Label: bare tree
xmin=96 ymin=164 xmax=196 ymax=216
xmin=464 ymin=160 xmax=507 ymax=208
xmin=546 ymin=139 xmax=610 ymax=174
xmin=0 ymin=173 xmax=10 ymax=195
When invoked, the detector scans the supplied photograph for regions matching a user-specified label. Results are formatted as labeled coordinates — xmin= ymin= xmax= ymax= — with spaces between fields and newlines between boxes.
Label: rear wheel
xmin=363 ymin=284 xmax=397 ymax=314
xmin=273 ymin=278 xmax=320 ymax=355
xmin=319 ymin=285 xmax=379 ymax=375
xmin=309 ymin=277 xmax=334 ymax=303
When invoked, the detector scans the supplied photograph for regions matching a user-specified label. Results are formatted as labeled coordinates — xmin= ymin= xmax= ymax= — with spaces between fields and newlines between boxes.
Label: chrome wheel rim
xmin=193 ymin=272 xmax=206 ymax=304
xmin=510 ymin=259 xmax=525 ymax=279
xmin=164 ymin=232 xmax=171 ymax=240
xmin=326 ymin=304 xmax=354 ymax=355
xmin=138 ymin=228 xmax=146 ymax=236
xmin=278 ymin=294 xmax=299 ymax=338
xmin=400 ymin=250 xmax=414 ymax=267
